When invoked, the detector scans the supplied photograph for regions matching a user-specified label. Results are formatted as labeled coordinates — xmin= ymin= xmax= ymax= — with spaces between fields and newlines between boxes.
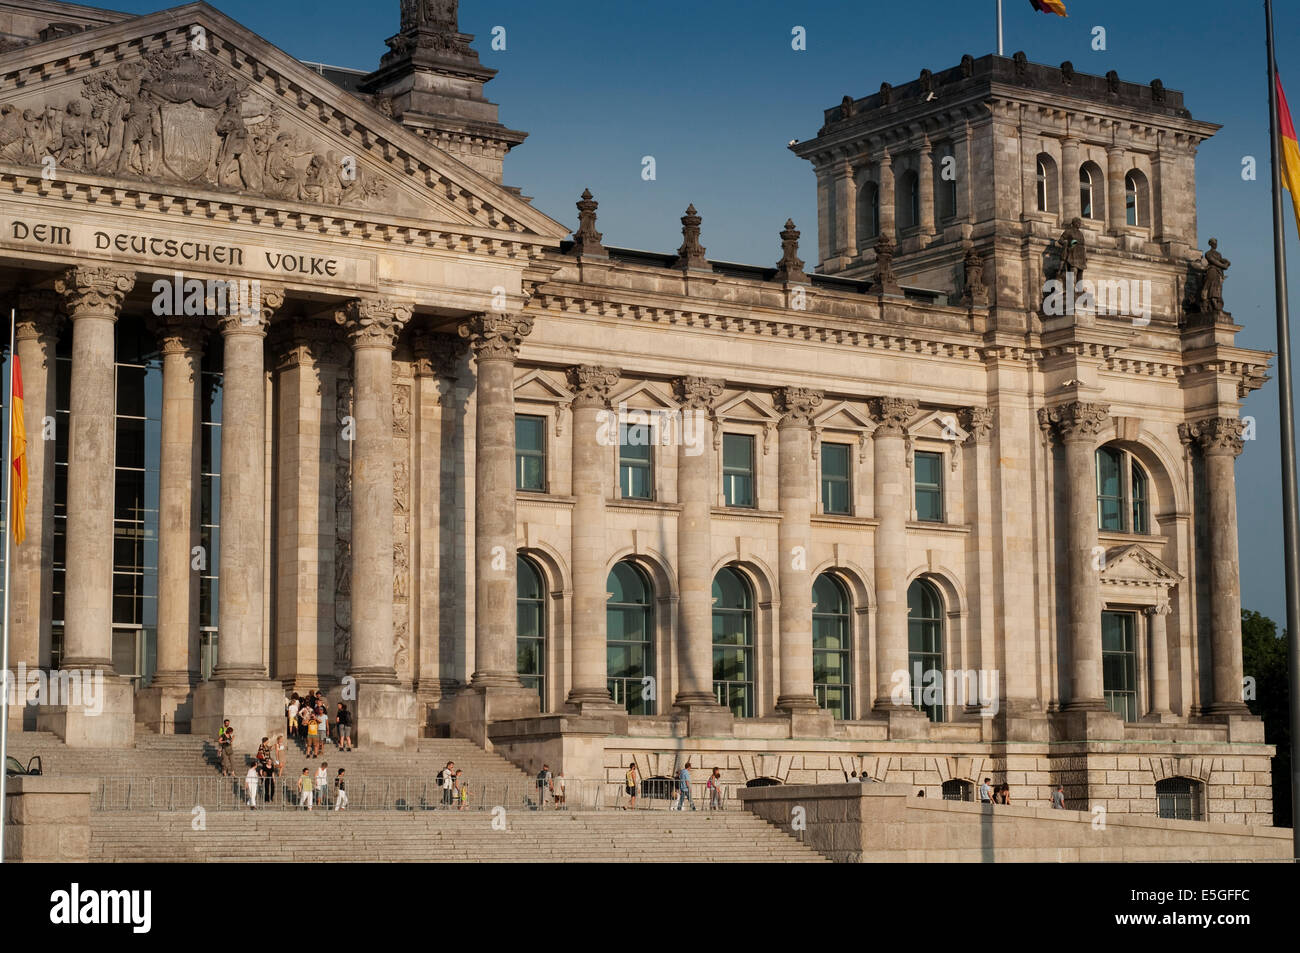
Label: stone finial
xmin=1012 ymin=51 xmax=1028 ymax=79
xmin=960 ymin=54 xmax=975 ymax=77
xmin=566 ymin=365 xmax=621 ymax=409
xmin=873 ymin=233 xmax=902 ymax=295
xmin=54 ymin=266 xmax=135 ymax=319
xmin=1106 ymin=70 xmax=1121 ymax=94
xmin=919 ymin=69 xmax=934 ymax=95
xmin=839 ymin=95 xmax=855 ymax=120
xmin=870 ymin=396 xmax=917 ymax=435
xmin=1059 ymin=61 xmax=1074 ymax=85
xmin=672 ymin=376 xmax=724 ymax=411
xmin=336 ymin=297 xmax=411 ymax=349
xmin=676 ymin=204 xmax=710 ymax=271
xmin=573 ymin=188 xmax=607 ymax=258
xmin=961 ymin=245 xmax=988 ymax=307
xmin=774 ymin=219 xmax=808 ymax=284
xmin=458 ymin=312 xmax=534 ymax=362
xmin=1193 ymin=416 xmax=1245 ymax=457
xmin=773 ymin=387 xmax=823 ymax=427
xmin=958 ymin=406 xmax=994 ymax=444
xmin=1151 ymin=79 xmax=1166 ymax=104
xmin=1041 ymin=401 xmax=1111 ymax=441
xmin=879 ymin=82 xmax=892 ymax=105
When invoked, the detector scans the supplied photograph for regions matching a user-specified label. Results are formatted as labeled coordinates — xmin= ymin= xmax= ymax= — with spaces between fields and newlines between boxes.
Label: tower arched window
xmin=1096 ymin=446 xmax=1152 ymax=534
xmin=712 ymin=567 xmax=754 ymax=718
xmin=812 ymin=573 xmax=852 ymax=720
xmin=517 ymin=556 xmax=546 ymax=707
xmin=858 ymin=181 xmax=880 ymax=243
xmin=1036 ymin=153 xmax=1058 ymax=213
xmin=907 ymin=578 xmax=945 ymax=722
xmin=1080 ymin=163 xmax=1104 ymax=220
xmin=1124 ymin=169 xmax=1149 ymax=227
xmin=899 ymin=169 xmax=920 ymax=229
xmin=607 ymin=562 xmax=655 ymax=715
xmin=935 ymin=143 xmax=957 ymax=220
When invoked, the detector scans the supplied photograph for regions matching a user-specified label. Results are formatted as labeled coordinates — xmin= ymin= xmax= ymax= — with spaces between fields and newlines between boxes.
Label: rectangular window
xmin=1096 ymin=449 xmax=1123 ymax=531
xmin=618 ymin=422 xmax=653 ymax=500
xmin=1102 ymin=610 xmax=1138 ymax=722
xmin=515 ymin=414 xmax=546 ymax=492
xmin=722 ymin=433 xmax=755 ymax=507
xmin=820 ymin=443 xmax=851 ymax=515
xmin=914 ymin=451 xmax=944 ymax=522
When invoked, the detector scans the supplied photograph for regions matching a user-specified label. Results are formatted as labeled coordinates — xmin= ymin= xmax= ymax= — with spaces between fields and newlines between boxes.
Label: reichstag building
xmin=0 ymin=0 xmax=1275 ymax=824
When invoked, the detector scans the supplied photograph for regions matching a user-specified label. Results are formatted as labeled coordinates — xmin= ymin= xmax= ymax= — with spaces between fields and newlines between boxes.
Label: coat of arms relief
xmin=0 ymin=49 xmax=388 ymax=209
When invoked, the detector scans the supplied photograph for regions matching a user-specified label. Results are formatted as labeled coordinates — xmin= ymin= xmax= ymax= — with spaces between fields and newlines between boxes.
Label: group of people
xmin=286 ymin=692 xmax=354 ymax=756
xmin=216 ymin=718 xmax=348 ymax=811
xmin=436 ymin=761 xmax=471 ymax=810
xmin=291 ymin=764 xmax=348 ymax=812
xmin=534 ymin=764 xmax=567 ymax=809
xmin=618 ymin=762 xmax=725 ymax=811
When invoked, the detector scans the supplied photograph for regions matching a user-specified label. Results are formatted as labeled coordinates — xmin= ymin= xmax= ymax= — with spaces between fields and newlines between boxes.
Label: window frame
xmin=722 ymin=432 xmax=756 ymax=508
xmin=606 ymin=561 xmax=656 ymax=715
xmin=1096 ymin=445 xmax=1153 ymax=535
xmin=712 ymin=567 xmax=755 ymax=718
xmin=514 ymin=413 xmax=548 ymax=493
xmin=907 ymin=578 xmax=945 ymax=722
xmin=517 ymin=555 xmax=547 ymax=707
xmin=913 ymin=449 xmax=945 ymax=523
xmin=1101 ymin=609 xmax=1138 ymax=722
xmin=820 ymin=442 xmax=853 ymax=516
xmin=812 ymin=573 xmax=853 ymax=720
xmin=617 ymin=419 xmax=655 ymax=501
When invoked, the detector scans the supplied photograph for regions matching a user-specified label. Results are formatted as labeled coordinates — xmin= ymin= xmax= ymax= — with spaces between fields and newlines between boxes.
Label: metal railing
xmin=91 ymin=775 xmax=747 ymax=814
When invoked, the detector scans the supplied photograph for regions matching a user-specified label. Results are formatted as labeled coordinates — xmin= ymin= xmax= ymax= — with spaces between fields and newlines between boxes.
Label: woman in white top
xmin=287 ymin=699 xmax=300 ymax=737
xmin=273 ymin=735 xmax=286 ymax=776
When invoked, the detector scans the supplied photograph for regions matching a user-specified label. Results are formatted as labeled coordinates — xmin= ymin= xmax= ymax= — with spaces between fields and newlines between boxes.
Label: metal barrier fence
xmin=92 ymin=775 xmax=746 ymax=813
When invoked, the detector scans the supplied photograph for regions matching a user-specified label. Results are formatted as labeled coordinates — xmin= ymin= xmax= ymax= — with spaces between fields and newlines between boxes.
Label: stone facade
xmin=0 ymin=3 xmax=1276 ymax=824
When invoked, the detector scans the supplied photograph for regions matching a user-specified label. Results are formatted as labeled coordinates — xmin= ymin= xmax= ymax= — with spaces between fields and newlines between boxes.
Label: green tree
xmin=1241 ymin=608 xmax=1291 ymax=828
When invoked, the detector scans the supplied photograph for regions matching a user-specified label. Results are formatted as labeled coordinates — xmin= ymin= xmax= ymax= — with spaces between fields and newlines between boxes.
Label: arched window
xmin=1080 ymin=163 xmax=1103 ymax=220
xmin=899 ymin=169 xmax=920 ymax=229
xmin=517 ymin=556 xmax=545 ymax=706
xmin=1125 ymin=169 xmax=1149 ymax=227
xmin=858 ymin=181 xmax=880 ymax=243
xmin=935 ymin=143 xmax=957 ymax=220
xmin=942 ymin=779 xmax=973 ymax=802
xmin=907 ymin=579 xmax=944 ymax=722
xmin=607 ymin=562 xmax=655 ymax=715
xmin=812 ymin=573 xmax=852 ymax=720
xmin=1156 ymin=777 xmax=1203 ymax=820
xmin=712 ymin=567 xmax=754 ymax=718
xmin=1036 ymin=153 xmax=1058 ymax=213
xmin=1096 ymin=445 xmax=1153 ymax=534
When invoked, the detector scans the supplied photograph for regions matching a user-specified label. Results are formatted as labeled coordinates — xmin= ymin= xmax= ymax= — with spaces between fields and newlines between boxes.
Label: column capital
xmin=566 ymin=365 xmax=621 ymax=409
xmin=15 ymin=289 xmax=63 ymax=344
xmin=1041 ymin=400 xmax=1111 ymax=442
xmin=458 ymin=311 xmax=533 ymax=362
xmin=413 ymin=329 xmax=467 ymax=379
xmin=54 ymin=266 xmax=134 ymax=320
xmin=149 ymin=314 xmax=207 ymax=360
xmin=1193 ymin=416 xmax=1244 ymax=457
xmin=1144 ymin=601 xmax=1172 ymax=617
xmin=271 ymin=320 xmax=335 ymax=371
xmin=217 ymin=284 xmax=283 ymax=336
xmin=337 ymin=297 xmax=412 ymax=350
xmin=959 ymin=406 xmax=994 ymax=444
xmin=672 ymin=375 xmax=724 ymax=411
xmin=773 ymin=386 xmax=824 ymax=427
xmin=870 ymin=396 xmax=917 ymax=436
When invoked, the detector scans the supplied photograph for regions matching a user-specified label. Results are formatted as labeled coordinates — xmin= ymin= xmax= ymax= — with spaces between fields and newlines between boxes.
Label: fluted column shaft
xmin=871 ymin=397 xmax=915 ymax=710
xmin=1146 ymin=603 xmax=1171 ymax=715
xmin=55 ymin=267 xmax=134 ymax=671
xmin=1197 ymin=418 xmax=1250 ymax=714
xmin=10 ymin=291 xmax=61 ymax=672
xmin=460 ymin=313 xmax=533 ymax=688
xmin=567 ymin=365 xmax=621 ymax=706
xmin=673 ymin=377 xmax=724 ymax=708
xmin=775 ymin=387 xmax=822 ymax=712
xmin=152 ymin=320 xmax=204 ymax=687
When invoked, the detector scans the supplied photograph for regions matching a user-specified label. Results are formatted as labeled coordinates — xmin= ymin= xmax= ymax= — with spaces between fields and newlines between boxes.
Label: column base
xmin=1140 ymin=711 xmax=1179 ymax=724
xmin=447 ymin=683 xmax=541 ymax=748
xmin=786 ymin=707 xmax=834 ymax=739
xmin=1201 ymin=711 xmax=1265 ymax=742
xmin=1051 ymin=707 xmax=1125 ymax=742
xmin=1060 ymin=698 xmax=1110 ymax=713
xmin=878 ymin=706 xmax=931 ymax=740
xmin=775 ymin=693 xmax=820 ymax=713
xmin=1205 ymin=701 xmax=1252 ymax=716
xmin=135 ymin=680 xmax=195 ymax=734
xmin=671 ymin=695 xmax=734 ymax=737
xmin=35 ymin=675 xmax=135 ymax=748
xmin=354 ymin=682 xmax=417 ymax=750
xmin=192 ymin=678 xmax=286 ymax=750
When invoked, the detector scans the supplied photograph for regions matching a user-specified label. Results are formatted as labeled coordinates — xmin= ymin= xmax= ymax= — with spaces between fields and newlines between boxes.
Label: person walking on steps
xmin=675 ymin=762 xmax=697 ymax=811
xmin=334 ymin=768 xmax=349 ymax=811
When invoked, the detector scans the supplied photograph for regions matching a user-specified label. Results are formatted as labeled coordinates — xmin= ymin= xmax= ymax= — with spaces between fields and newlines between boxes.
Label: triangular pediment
xmin=611 ymin=381 xmax=679 ymax=412
xmin=814 ymin=400 xmax=875 ymax=433
xmin=715 ymin=391 xmax=780 ymax=423
xmin=513 ymin=369 xmax=572 ymax=404
xmin=0 ymin=2 xmax=568 ymax=239
xmin=908 ymin=409 xmax=968 ymax=444
xmin=1099 ymin=544 xmax=1182 ymax=586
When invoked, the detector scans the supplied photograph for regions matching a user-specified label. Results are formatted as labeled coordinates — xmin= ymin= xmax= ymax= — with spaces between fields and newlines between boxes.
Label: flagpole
xmin=0 ymin=306 xmax=14 ymax=864
xmin=997 ymin=0 xmax=1004 ymax=55
xmin=1265 ymin=0 xmax=1300 ymax=861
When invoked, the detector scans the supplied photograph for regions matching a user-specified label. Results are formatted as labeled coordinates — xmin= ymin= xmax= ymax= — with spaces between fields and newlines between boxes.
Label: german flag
xmin=1030 ymin=0 xmax=1068 ymax=15
xmin=10 ymin=352 xmax=26 ymax=545
xmin=1278 ymin=74 xmax=1300 ymax=240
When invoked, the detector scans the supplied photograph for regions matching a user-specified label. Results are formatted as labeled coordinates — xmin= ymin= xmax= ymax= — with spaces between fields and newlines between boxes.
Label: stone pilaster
xmin=41 ymin=267 xmax=135 ymax=747
xmin=1106 ymin=145 xmax=1127 ymax=231
xmin=1042 ymin=400 xmax=1110 ymax=712
xmin=917 ymin=139 xmax=936 ymax=237
xmin=672 ymin=376 xmax=731 ymax=733
xmin=192 ymin=289 xmax=286 ymax=747
xmin=870 ymin=397 xmax=924 ymax=736
xmin=135 ymin=317 xmax=204 ymax=734
xmin=1195 ymin=416 xmax=1250 ymax=716
xmin=565 ymin=364 xmax=622 ymax=713
xmin=877 ymin=151 xmax=896 ymax=240
xmin=1060 ymin=138 xmax=1081 ymax=222
xmin=831 ymin=161 xmax=857 ymax=263
xmin=1145 ymin=602 xmax=1172 ymax=718
xmin=337 ymin=297 xmax=416 ymax=748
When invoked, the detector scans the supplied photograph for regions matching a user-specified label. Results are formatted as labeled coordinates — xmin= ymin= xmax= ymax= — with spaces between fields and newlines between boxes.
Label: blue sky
xmin=103 ymin=0 xmax=1300 ymax=625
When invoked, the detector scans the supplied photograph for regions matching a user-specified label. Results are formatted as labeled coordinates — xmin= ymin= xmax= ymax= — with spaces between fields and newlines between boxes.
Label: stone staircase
xmin=90 ymin=811 xmax=826 ymax=862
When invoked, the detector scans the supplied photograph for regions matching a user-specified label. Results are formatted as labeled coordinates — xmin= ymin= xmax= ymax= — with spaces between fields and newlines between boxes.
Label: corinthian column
xmin=192 ymin=289 xmax=286 ymax=747
xmin=1044 ymin=400 xmax=1110 ymax=711
xmin=917 ymin=139 xmax=936 ymax=237
xmin=1195 ymin=417 xmax=1250 ymax=715
xmin=871 ymin=397 xmax=916 ymax=716
xmin=1061 ymin=138 xmax=1081 ymax=221
xmin=136 ymin=316 xmax=204 ymax=734
xmin=566 ymin=364 xmax=622 ymax=712
xmin=1145 ymin=602 xmax=1172 ymax=717
xmin=672 ymin=376 xmax=729 ymax=729
xmin=46 ymin=266 xmax=134 ymax=746
xmin=10 ymin=291 xmax=60 ymax=684
xmin=774 ymin=386 xmax=822 ymax=715
xmin=456 ymin=313 xmax=540 ymax=721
